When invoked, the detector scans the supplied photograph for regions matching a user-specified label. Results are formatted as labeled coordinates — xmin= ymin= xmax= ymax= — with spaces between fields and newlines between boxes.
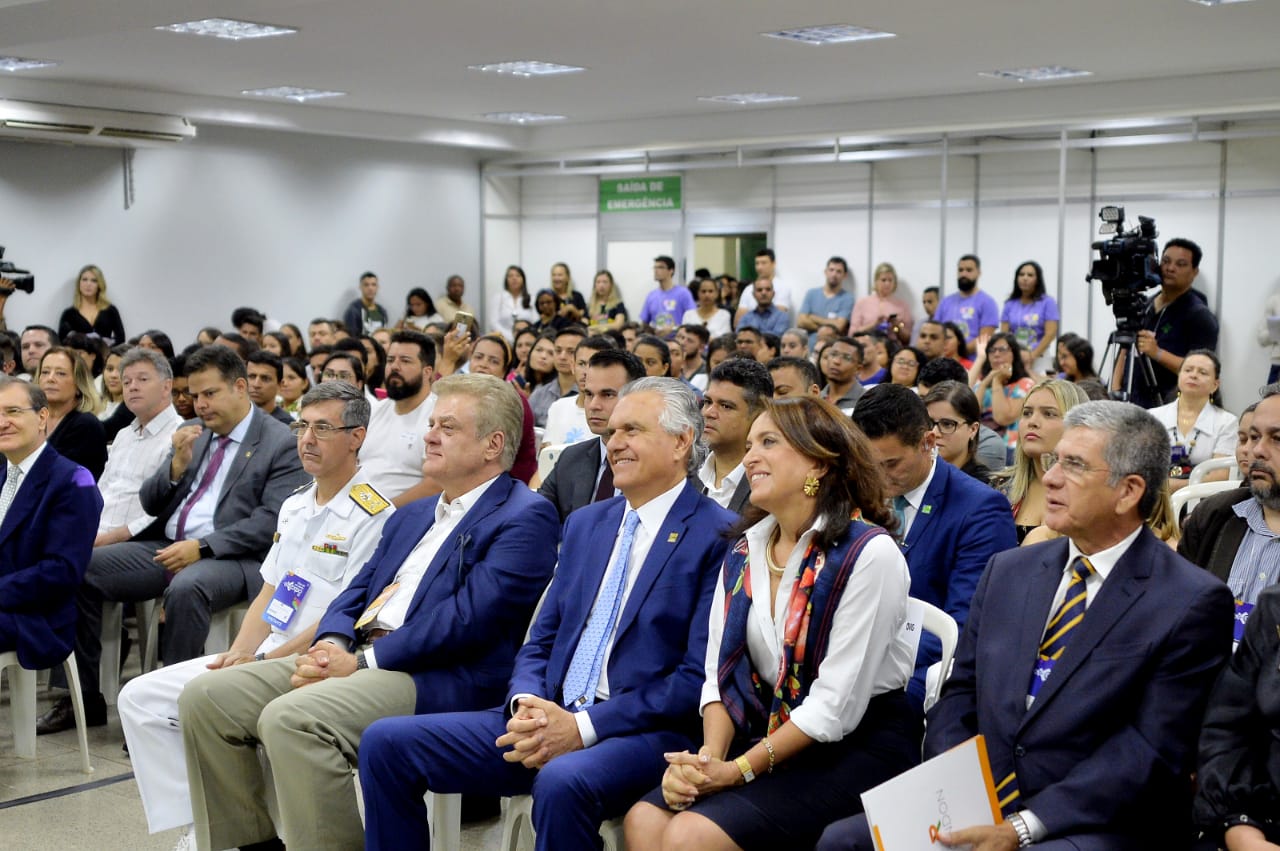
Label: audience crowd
xmin=7 ymin=239 xmax=1280 ymax=851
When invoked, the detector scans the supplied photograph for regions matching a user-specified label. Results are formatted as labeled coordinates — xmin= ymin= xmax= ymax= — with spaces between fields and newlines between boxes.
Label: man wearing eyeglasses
xmin=822 ymin=400 xmax=1233 ymax=851
xmin=117 ymin=381 xmax=393 ymax=845
xmin=0 ymin=375 xmax=102 ymax=674
xmin=41 ymin=344 xmax=307 ymax=735
xmin=178 ymin=373 xmax=560 ymax=851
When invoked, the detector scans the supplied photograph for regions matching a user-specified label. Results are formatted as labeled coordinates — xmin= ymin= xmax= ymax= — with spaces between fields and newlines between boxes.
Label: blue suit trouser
xmin=359 ymin=706 xmax=692 ymax=851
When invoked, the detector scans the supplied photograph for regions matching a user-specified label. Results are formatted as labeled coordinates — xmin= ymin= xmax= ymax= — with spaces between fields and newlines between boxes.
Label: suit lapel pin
xmin=667 ymin=532 xmax=679 ymax=543
xmin=245 ymin=451 xmax=253 ymax=458
xmin=921 ymin=504 xmax=932 ymax=514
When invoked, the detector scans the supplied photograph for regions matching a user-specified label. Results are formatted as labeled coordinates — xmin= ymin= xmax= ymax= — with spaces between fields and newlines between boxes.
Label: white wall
xmin=483 ymin=137 xmax=1280 ymax=412
xmin=0 ymin=124 xmax=482 ymax=346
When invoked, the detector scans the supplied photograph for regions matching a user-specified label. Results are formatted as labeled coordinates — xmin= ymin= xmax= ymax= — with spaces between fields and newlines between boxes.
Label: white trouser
xmin=118 ymin=654 xmax=220 ymax=834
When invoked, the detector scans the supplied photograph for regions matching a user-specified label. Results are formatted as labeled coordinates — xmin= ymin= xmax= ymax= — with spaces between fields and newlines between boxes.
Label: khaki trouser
xmin=178 ymin=656 xmax=417 ymax=851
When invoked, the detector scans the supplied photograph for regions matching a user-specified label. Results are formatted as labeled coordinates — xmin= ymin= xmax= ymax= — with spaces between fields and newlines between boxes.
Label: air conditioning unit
xmin=0 ymin=100 xmax=196 ymax=147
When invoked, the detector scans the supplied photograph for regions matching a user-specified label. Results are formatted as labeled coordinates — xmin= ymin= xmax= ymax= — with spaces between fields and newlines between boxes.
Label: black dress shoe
xmin=35 ymin=694 xmax=107 ymax=735
xmin=238 ymin=839 xmax=285 ymax=851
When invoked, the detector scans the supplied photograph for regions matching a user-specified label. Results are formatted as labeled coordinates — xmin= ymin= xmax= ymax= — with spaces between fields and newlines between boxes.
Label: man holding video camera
xmin=1132 ymin=237 xmax=1219 ymax=407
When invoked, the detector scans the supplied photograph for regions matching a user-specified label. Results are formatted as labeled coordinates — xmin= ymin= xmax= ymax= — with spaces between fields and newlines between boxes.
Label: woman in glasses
xmin=923 ymin=380 xmax=992 ymax=485
xmin=968 ymin=332 xmax=1035 ymax=464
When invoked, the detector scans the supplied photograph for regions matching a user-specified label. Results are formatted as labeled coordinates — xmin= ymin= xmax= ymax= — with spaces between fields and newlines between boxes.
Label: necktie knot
xmin=1071 ymin=556 xmax=1096 ymax=584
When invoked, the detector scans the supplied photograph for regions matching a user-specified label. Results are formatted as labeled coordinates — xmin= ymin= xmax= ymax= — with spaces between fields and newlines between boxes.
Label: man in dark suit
xmin=0 ymin=378 xmax=103 ymax=669
xmin=40 ymin=344 xmax=307 ymax=734
xmin=820 ymin=401 xmax=1234 ymax=850
xmin=852 ymin=383 xmax=1016 ymax=713
xmin=698 ymin=358 xmax=772 ymax=515
xmin=177 ymin=373 xmax=561 ymax=851
xmin=358 ymin=377 xmax=736 ymax=851
xmin=540 ymin=349 xmax=644 ymax=522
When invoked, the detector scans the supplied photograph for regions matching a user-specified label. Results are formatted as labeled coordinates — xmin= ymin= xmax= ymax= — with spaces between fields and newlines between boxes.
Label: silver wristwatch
xmin=1007 ymin=812 xmax=1033 ymax=848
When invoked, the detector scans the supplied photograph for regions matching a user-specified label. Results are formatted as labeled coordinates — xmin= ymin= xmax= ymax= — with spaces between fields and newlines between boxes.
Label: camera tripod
xmin=1100 ymin=329 xmax=1157 ymax=404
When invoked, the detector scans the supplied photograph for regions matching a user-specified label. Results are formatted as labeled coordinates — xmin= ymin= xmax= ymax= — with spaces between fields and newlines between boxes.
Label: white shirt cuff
xmin=574 ymin=708 xmax=598 ymax=748
xmin=363 ymin=646 xmax=379 ymax=669
xmin=1019 ymin=809 xmax=1048 ymax=843
xmin=509 ymin=692 xmax=536 ymax=716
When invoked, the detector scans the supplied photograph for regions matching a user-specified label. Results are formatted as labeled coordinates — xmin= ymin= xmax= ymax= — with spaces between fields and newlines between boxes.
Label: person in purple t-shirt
xmin=639 ymin=255 xmax=695 ymax=340
xmin=933 ymin=255 xmax=999 ymax=347
xmin=1000 ymin=260 xmax=1060 ymax=371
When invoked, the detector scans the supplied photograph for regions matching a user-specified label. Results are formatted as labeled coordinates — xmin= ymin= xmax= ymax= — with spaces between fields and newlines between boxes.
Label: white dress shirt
xmin=697 ymin=453 xmax=745 ymax=510
xmin=699 ymin=515 xmax=913 ymax=742
xmin=163 ymin=409 xmax=253 ymax=542
xmin=1 ymin=441 xmax=47 ymax=520
xmin=896 ymin=453 xmax=939 ymax=539
xmin=97 ymin=406 xmax=182 ymax=536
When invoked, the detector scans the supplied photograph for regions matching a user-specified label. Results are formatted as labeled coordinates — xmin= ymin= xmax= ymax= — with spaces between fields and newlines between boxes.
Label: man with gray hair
xmin=359 ymin=377 xmax=736 ymax=851
xmin=119 ymin=381 xmax=393 ymax=846
xmin=820 ymin=400 xmax=1234 ymax=850
xmin=178 ymin=373 xmax=561 ymax=851
xmin=94 ymin=348 xmax=182 ymax=547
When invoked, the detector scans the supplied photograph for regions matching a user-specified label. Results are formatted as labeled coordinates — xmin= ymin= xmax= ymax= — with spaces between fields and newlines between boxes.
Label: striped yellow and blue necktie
xmin=1029 ymin=556 xmax=1096 ymax=699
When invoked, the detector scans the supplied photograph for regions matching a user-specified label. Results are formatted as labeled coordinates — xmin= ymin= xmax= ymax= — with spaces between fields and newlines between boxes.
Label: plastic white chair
xmin=498 ymin=795 xmax=624 ymax=851
xmin=1171 ymin=480 xmax=1240 ymax=519
xmin=204 ymin=600 xmax=251 ymax=655
xmin=0 ymin=651 xmax=93 ymax=772
xmin=1189 ymin=456 xmax=1239 ymax=485
xmin=916 ymin=599 xmax=959 ymax=713
xmin=100 ymin=597 xmax=162 ymax=704
xmin=537 ymin=443 xmax=569 ymax=483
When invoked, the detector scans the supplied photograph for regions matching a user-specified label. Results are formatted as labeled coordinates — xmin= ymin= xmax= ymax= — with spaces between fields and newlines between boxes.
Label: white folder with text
xmin=860 ymin=735 xmax=1002 ymax=850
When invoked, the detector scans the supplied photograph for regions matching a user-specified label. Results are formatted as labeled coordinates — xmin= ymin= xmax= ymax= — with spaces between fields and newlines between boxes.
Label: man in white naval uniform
xmin=118 ymin=381 xmax=393 ymax=845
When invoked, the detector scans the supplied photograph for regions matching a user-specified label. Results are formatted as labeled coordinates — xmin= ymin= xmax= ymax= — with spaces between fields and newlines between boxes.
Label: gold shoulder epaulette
xmin=350 ymin=483 xmax=391 ymax=515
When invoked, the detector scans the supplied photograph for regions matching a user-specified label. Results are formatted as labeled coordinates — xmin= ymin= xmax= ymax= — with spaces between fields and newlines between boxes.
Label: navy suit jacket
xmin=926 ymin=529 xmax=1233 ymax=845
xmin=507 ymin=481 xmax=735 ymax=742
xmin=900 ymin=458 xmax=1016 ymax=710
xmin=138 ymin=407 xmax=307 ymax=575
xmin=0 ymin=445 xmax=103 ymax=669
xmin=317 ymin=473 xmax=560 ymax=714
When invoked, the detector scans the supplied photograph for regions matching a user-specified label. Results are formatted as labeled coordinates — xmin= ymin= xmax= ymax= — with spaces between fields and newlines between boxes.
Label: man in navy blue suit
xmin=177 ymin=374 xmax=561 ymax=851
xmin=852 ymin=383 xmax=1016 ymax=713
xmin=0 ymin=377 xmax=103 ymax=669
xmin=820 ymin=401 xmax=1233 ymax=850
xmin=358 ymin=376 xmax=736 ymax=851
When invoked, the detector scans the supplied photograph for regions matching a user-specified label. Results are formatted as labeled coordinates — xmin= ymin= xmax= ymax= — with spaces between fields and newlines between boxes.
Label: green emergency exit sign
xmin=599 ymin=176 xmax=682 ymax=212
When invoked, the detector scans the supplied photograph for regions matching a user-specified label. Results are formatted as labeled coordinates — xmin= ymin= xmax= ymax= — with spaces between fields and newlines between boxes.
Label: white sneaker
xmin=171 ymin=826 xmax=194 ymax=851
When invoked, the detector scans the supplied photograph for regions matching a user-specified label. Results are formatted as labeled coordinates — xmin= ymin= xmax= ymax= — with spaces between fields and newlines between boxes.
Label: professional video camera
xmin=0 ymin=247 xmax=35 ymax=293
xmin=1085 ymin=206 xmax=1161 ymax=402
xmin=1085 ymin=206 xmax=1161 ymax=332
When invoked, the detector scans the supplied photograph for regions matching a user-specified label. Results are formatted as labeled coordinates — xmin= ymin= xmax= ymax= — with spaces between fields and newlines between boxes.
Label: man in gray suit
xmin=40 ymin=344 xmax=307 ymax=734
xmin=539 ymin=349 xmax=644 ymax=523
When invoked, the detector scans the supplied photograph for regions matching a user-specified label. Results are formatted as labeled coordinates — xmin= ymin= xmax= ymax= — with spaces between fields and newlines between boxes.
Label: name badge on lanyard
xmin=263 ymin=572 xmax=311 ymax=630
xmin=1234 ymin=599 xmax=1254 ymax=651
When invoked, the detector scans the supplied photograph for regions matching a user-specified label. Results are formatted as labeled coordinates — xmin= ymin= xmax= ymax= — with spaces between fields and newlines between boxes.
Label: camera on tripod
xmin=1085 ymin=206 xmax=1161 ymax=332
xmin=0 ymin=247 xmax=35 ymax=294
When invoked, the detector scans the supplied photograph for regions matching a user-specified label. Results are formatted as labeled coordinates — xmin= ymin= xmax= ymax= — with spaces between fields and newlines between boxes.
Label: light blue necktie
xmin=562 ymin=509 xmax=641 ymax=708
xmin=892 ymin=495 xmax=910 ymax=543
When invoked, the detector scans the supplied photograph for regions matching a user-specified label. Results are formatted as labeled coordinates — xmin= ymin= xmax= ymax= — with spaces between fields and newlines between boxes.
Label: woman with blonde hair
xmin=59 ymin=264 xmax=126 ymax=345
xmin=38 ymin=346 xmax=107 ymax=479
xmin=990 ymin=378 xmax=1089 ymax=544
xmin=849 ymin=262 xmax=913 ymax=345
xmin=586 ymin=269 xmax=629 ymax=333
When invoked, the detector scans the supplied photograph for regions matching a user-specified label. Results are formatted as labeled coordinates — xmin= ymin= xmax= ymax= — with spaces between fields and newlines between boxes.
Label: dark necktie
xmin=593 ymin=459 xmax=615 ymax=502
xmin=175 ymin=436 xmax=232 ymax=541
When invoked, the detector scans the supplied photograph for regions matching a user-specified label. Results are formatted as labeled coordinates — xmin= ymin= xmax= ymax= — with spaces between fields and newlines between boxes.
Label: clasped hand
xmin=290 ymin=639 xmax=358 ymax=688
xmin=495 ymin=696 xmax=583 ymax=770
xmin=660 ymin=746 xmax=739 ymax=810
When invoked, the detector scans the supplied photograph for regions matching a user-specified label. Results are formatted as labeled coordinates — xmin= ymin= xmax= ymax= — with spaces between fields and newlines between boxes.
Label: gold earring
xmin=803 ymin=474 xmax=820 ymax=497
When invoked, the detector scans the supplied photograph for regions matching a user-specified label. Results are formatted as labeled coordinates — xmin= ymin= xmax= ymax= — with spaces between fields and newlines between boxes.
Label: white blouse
xmin=1149 ymin=401 xmax=1238 ymax=468
xmin=488 ymin=290 xmax=538 ymax=341
xmin=699 ymin=516 xmax=913 ymax=742
xmin=682 ymin=307 xmax=732 ymax=339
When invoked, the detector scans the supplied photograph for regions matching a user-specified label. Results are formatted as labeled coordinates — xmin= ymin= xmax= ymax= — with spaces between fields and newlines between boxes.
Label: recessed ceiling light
xmin=155 ymin=18 xmax=298 ymax=40
xmin=1187 ymin=0 xmax=1255 ymax=5
xmin=482 ymin=112 xmax=568 ymax=124
xmin=241 ymin=86 xmax=346 ymax=103
xmin=0 ymin=56 xmax=58 ymax=72
xmin=763 ymin=24 xmax=896 ymax=45
xmin=469 ymin=61 xmax=585 ymax=77
xmin=979 ymin=66 xmax=1093 ymax=83
xmin=698 ymin=93 xmax=800 ymax=105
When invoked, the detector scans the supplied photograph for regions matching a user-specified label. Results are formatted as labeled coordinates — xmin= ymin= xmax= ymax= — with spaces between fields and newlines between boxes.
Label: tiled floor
xmin=0 ymin=679 xmax=505 ymax=850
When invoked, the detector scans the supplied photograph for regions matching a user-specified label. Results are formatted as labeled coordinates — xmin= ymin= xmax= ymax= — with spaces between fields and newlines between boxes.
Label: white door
xmin=604 ymin=239 xmax=676 ymax=321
